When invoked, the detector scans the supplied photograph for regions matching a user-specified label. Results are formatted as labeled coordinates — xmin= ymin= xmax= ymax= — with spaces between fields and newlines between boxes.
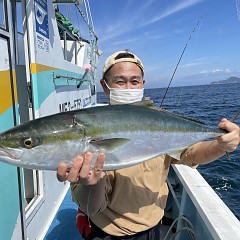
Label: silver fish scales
xmin=0 ymin=103 xmax=224 ymax=170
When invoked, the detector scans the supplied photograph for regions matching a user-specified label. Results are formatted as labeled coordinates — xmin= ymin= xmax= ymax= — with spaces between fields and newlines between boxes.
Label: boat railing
xmin=165 ymin=164 xmax=240 ymax=240
xmin=56 ymin=21 xmax=83 ymax=64
xmin=54 ymin=1 xmax=99 ymax=66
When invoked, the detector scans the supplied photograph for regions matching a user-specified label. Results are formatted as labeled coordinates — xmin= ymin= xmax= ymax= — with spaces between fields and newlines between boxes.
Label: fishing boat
xmin=1 ymin=1 xmax=240 ymax=240
xmin=44 ymin=164 xmax=240 ymax=240
xmin=0 ymin=0 xmax=99 ymax=239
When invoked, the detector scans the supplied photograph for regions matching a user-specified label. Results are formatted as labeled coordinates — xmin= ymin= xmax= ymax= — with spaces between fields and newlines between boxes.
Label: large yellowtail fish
xmin=0 ymin=102 xmax=225 ymax=170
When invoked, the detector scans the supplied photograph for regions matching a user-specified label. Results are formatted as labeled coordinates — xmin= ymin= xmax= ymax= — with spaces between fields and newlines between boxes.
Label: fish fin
xmin=156 ymin=107 xmax=207 ymax=125
xmin=224 ymin=110 xmax=240 ymax=160
xmin=132 ymin=100 xmax=207 ymax=125
xmin=90 ymin=138 xmax=130 ymax=151
xmin=230 ymin=110 xmax=240 ymax=123
xmin=167 ymin=149 xmax=183 ymax=160
xmin=225 ymin=151 xmax=231 ymax=160
xmin=131 ymin=98 xmax=154 ymax=107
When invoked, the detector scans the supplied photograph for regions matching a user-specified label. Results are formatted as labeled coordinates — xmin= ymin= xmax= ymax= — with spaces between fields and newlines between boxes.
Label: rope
xmin=163 ymin=216 xmax=197 ymax=240
xmin=74 ymin=5 xmax=81 ymax=37
xmin=168 ymin=227 xmax=197 ymax=240
xmin=83 ymin=0 xmax=90 ymax=25
xmin=74 ymin=3 xmax=98 ymax=39
xmin=85 ymin=0 xmax=95 ymax=33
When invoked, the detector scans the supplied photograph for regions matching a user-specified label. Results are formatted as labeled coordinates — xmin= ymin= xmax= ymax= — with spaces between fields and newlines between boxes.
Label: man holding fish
xmin=57 ymin=50 xmax=240 ymax=239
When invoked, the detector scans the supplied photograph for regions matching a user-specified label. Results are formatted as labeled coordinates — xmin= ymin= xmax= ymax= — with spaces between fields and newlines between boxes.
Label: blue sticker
xmin=34 ymin=0 xmax=49 ymax=53
xmin=35 ymin=0 xmax=49 ymax=38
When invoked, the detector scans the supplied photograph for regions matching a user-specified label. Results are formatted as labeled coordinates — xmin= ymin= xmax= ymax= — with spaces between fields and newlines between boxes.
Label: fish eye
xmin=22 ymin=138 xmax=38 ymax=149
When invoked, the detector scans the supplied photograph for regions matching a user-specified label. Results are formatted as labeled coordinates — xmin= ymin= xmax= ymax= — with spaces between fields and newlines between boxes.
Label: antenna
xmin=160 ymin=16 xmax=203 ymax=107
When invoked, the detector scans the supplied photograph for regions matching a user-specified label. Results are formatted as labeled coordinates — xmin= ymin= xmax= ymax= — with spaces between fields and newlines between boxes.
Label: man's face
xmin=101 ymin=62 xmax=145 ymax=94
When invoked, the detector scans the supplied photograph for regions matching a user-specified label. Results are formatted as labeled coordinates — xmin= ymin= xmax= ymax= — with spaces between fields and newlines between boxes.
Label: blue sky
xmin=82 ymin=0 xmax=240 ymax=90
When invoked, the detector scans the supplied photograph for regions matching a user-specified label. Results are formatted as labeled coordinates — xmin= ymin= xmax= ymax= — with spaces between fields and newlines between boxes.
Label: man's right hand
xmin=57 ymin=152 xmax=106 ymax=185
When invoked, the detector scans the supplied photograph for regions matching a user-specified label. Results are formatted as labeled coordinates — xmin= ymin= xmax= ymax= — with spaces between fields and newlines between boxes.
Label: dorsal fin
xmin=130 ymin=98 xmax=154 ymax=107
xmin=131 ymin=99 xmax=207 ymax=125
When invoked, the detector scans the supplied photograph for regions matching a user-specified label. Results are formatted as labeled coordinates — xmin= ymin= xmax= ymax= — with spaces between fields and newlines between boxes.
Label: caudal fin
xmin=231 ymin=111 xmax=240 ymax=123
xmin=226 ymin=110 xmax=240 ymax=160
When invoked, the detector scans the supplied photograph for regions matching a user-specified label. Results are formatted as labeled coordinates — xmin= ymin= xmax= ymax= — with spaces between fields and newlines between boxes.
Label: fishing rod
xmin=160 ymin=16 xmax=203 ymax=107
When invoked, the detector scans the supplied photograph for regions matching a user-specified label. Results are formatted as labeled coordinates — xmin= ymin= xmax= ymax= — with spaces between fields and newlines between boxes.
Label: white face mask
xmin=105 ymin=81 xmax=144 ymax=105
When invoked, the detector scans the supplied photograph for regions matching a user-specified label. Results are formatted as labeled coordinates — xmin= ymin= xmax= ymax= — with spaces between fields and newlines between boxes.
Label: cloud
xmin=98 ymin=0 xmax=153 ymax=42
xmin=180 ymin=62 xmax=201 ymax=68
xmin=134 ymin=66 xmax=240 ymax=89
xmin=141 ymin=0 xmax=204 ymax=27
xmin=180 ymin=57 xmax=206 ymax=68
xmin=194 ymin=57 xmax=207 ymax=62
xmin=98 ymin=0 xmax=204 ymax=44
xmin=199 ymin=68 xmax=232 ymax=74
xmin=111 ymin=38 xmax=139 ymax=46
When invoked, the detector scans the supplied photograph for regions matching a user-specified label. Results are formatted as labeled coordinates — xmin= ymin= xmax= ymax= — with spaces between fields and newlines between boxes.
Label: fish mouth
xmin=0 ymin=148 xmax=23 ymax=160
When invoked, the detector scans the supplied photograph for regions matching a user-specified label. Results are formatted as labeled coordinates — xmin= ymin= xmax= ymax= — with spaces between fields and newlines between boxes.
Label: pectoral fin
xmin=90 ymin=138 xmax=130 ymax=152
xmin=167 ymin=149 xmax=183 ymax=161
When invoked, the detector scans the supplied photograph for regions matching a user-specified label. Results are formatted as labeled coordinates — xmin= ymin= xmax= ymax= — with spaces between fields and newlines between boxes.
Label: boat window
xmin=55 ymin=6 xmax=79 ymax=64
xmin=16 ymin=2 xmax=24 ymax=65
xmin=55 ymin=5 xmax=92 ymax=65
xmin=24 ymin=169 xmax=40 ymax=207
xmin=24 ymin=169 xmax=45 ymax=225
xmin=0 ymin=36 xmax=9 ymax=70
xmin=0 ymin=0 xmax=7 ymax=30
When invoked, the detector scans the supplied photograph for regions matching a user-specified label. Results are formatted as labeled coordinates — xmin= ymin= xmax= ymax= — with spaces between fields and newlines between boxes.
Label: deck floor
xmin=44 ymin=189 xmax=173 ymax=240
xmin=44 ymin=189 xmax=80 ymax=240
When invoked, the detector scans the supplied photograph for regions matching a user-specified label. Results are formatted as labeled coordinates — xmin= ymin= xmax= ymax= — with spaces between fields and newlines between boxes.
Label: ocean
xmin=97 ymin=83 xmax=240 ymax=220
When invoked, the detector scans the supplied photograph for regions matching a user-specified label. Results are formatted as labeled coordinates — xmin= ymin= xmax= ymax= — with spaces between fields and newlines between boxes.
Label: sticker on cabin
xmin=34 ymin=0 xmax=49 ymax=53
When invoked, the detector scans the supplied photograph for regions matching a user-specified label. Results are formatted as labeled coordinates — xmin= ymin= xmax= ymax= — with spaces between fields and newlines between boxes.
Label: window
xmin=0 ymin=0 xmax=6 ymax=30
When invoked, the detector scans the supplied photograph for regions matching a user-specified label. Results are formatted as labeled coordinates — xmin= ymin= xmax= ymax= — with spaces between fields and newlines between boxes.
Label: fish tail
xmin=225 ymin=110 xmax=240 ymax=160
xmin=230 ymin=110 xmax=240 ymax=123
xmin=226 ymin=152 xmax=231 ymax=160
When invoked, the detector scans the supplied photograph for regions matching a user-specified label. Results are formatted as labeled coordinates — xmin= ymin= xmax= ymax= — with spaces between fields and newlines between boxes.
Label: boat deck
xmin=44 ymin=189 xmax=173 ymax=240
xmin=44 ymin=189 xmax=80 ymax=240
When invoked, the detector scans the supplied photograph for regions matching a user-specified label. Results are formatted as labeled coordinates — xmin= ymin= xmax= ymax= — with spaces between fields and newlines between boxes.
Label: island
xmin=210 ymin=76 xmax=240 ymax=84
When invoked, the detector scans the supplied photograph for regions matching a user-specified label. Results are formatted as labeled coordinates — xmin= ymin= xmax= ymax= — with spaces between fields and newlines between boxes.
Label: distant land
xmin=210 ymin=76 xmax=240 ymax=84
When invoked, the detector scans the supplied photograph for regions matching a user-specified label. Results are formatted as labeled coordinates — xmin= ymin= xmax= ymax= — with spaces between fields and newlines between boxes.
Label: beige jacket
xmin=71 ymin=143 xmax=199 ymax=236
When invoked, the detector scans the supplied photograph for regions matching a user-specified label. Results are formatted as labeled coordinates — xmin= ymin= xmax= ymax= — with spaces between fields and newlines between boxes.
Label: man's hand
xmin=57 ymin=152 xmax=106 ymax=185
xmin=217 ymin=118 xmax=240 ymax=152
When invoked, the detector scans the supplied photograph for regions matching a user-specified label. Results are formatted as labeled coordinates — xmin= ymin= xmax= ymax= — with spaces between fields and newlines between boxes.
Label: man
xmin=57 ymin=50 xmax=240 ymax=239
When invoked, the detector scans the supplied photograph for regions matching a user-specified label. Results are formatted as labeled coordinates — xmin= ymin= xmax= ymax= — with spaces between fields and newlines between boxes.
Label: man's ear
xmin=100 ymin=79 xmax=109 ymax=95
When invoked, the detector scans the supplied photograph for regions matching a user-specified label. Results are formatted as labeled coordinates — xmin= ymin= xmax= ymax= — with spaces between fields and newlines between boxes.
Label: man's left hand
xmin=217 ymin=118 xmax=240 ymax=152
